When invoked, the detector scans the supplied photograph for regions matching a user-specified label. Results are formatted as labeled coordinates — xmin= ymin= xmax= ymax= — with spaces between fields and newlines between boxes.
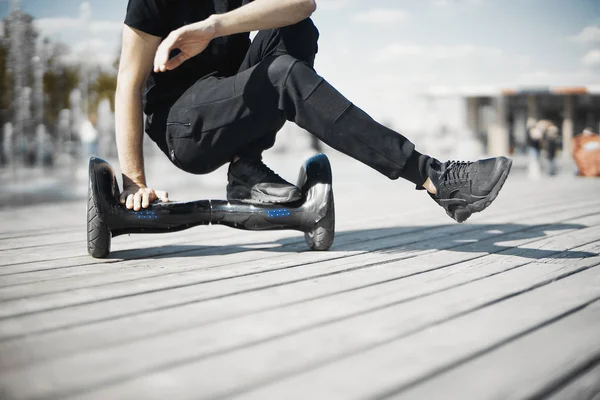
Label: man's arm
xmin=213 ymin=0 xmax=317 ymax=36
xmin=154 ymin=0 xmax=316 ymax=72
xmin=116 ymin=25 xmax=168 ymax=210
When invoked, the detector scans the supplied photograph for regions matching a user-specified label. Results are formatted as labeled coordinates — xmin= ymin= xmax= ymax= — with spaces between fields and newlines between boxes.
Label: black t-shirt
xmin=124 ymin=0 xmax=252 ymax=113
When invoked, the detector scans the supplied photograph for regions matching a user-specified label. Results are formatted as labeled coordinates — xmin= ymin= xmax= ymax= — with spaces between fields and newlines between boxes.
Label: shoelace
xmin=440 ymin=160 xmax=473 ymax=183
xmin=243 ymin=160 xmax=284 ymax=182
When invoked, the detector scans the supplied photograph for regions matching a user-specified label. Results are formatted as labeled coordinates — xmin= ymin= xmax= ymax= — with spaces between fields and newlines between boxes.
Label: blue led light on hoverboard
xmin=266 ymin=208 xmax=291 ymax=218
xmin=133 ymin=211 xmax=159 ymax=219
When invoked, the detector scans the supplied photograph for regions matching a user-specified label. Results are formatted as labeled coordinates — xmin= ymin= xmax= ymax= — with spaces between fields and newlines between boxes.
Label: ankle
xmin=423 ymin=177 xmax=437 ymax=194
xmin=400 ymin=151 xmax=432 ymax=188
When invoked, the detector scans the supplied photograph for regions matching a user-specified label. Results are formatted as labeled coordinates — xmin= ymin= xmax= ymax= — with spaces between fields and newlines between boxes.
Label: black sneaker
xmin=227 ymin=158 xmax=302 ymax=204
xmin=429 ymin=157 xmax=512 ymax=223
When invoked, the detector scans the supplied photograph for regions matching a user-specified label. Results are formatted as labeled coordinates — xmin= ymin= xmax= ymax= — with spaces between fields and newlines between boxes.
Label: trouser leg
xmin=238 ymin=54 xmax=419 ymax=179
xmin=163 ymin=19 xmax=427 ymax=184
xmin=235 ymin=19 xmax=425 ymax=181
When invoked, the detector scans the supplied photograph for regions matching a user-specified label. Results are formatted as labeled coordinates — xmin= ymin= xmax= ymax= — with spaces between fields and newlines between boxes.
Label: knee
xmin=279 ymin=18 xmax=319 ymax=66
xmin=284 ymin=18 xmax=319 ymax=42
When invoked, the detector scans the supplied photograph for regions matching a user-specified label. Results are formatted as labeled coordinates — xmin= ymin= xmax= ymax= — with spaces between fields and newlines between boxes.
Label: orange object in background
xmin=573 ymin=130 xmax=600 ymax=177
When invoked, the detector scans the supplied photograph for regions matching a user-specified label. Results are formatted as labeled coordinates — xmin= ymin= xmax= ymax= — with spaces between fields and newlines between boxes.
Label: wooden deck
xmin=1 ymin=152 xmax=600 ymax=399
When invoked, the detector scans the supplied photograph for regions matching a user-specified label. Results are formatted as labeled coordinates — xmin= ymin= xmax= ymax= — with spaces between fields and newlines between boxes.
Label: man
xmin=117 ymin=0 xmax=512 ymax=223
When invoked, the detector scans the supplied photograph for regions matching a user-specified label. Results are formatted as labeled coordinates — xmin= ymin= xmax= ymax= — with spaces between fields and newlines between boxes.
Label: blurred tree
xmin=88 ymin=45 xmax=121 ymax=118
xmin=43 ymin=41 xmax=80 ymax=130
xmin=89 ymin=70 xmax=117 ymax=114
xmin=2 ymin=9 xmax=120 ymax=136
xmin=43 ymin=65 xmax=80 ymax=129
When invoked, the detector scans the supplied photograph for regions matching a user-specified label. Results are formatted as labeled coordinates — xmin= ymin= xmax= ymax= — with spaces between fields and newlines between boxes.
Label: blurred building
xmin=462 ymin=86 xmax=600 ymax=156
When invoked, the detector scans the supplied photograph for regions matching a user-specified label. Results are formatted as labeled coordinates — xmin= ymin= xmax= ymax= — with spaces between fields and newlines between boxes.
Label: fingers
xmin=132 ymin=192 xmax=142 ymax=211
xmin=119 ymin=193 xmax=127 ymax=205
xmin=153 ymin=48 xmax=167 ymax=73
xmin=154 ymin=32 xmax=178 ymax=73
xmin=141 ymin=191 xmax=152 ymax=209
xmin=125 ymin=194 xmax=134 ymax=210
xmin=165 ymin=53 xmax=186 ymax=71
xmin=153 ymin=43 xmax=169 ymax=73
xmin=124 ymin=189 xmax=168 ymax=210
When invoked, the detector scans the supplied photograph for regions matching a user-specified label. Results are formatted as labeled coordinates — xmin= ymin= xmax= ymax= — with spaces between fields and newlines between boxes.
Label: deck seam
xmin=372 ymin=295 xmax=600 ymax=399
xmin=32 ymin=265 xmax=600 ymax=400
xmin=2 ymin=212 xmax=598 ymax=315
xmin=2 ymin=195 xmax=595 ymax=270
xmin=1 ymin=226 xmax=597 ymax=344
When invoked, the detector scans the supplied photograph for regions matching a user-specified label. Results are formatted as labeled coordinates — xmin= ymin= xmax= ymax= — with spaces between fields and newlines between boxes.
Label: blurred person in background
xmin=35 ymin=124 xmax=54 ymax=167
xmin=526 ymin=117 xmax=541 ymax=178
xmin=544 ymin=122 xmax=559 ymax=176
xmin=0 ymin=124 xmax=6 ymax=166
xmin=80 ymin=118 xmax=99 ymax=159
xmin=2 ymin=123 xmax=14 ymax=166
xmin=115 ymin=0 xmax=512 ymax=224
xmin=527 ymin=118 xmax=559 ymax=177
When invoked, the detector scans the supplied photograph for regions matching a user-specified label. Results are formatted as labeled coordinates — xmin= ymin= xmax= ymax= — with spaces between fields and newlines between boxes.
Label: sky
xmin=1 ymin=0 xmax=599 ymax=131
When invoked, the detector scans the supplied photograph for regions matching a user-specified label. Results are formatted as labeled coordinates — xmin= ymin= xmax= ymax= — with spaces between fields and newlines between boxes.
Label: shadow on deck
xmin=108 ymin=223 xmax=598 ymax=261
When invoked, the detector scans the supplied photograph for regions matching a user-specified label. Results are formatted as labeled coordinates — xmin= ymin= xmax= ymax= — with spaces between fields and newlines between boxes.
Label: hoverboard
xmin=87 ymin=154 xmax=335 ymax=258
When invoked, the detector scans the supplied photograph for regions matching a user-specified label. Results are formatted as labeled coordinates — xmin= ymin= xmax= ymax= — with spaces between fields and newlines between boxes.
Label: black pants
xmin=149 ymin=19 xmax=420 ymax=182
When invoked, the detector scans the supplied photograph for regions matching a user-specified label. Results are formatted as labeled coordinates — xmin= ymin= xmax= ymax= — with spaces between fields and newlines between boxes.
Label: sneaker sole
xmin=456 ymin=157 xmax=513 ymax=223
xmin=228 ymin=187 xmax=302 ymax=205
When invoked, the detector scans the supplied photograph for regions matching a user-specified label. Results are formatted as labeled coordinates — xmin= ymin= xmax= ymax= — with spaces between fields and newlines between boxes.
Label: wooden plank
xmin=0 ymin=177 xmax=590 ymax=268
xmin=391 ymin=301 xmax=600 ymax=399
xmin=0 ymin=248 xmax=600 ymax=398
xmin=2 ymin=222 xmax=597 ymax=370
xmin=230 ymin=267 xmax=600 ymax=400
xmin=2 ymin=219 xmax=598 ymax=370
xmin=2 ymin=192 xmax=595 ymax=300
xmin=0 ymin=179 xmax=590 ymax=295
xmin=0 ymin=205 xmax=597 ymax=341
xmin=0 ymin=223 xmax=292 ymax=268
xmin=1 ymin=204 xmax=597 ymax=334
xmin=0 ymin=201 xmax=84 ymax=236
xmin=0 ymin=193 xmax=453 ymax=271
xmin=0 ymin=227 xmax=299 ymax=276
xmin=1 ymin=160 xmax=596 ymax=241
xmin=0 ymin=157 xmax=598 ymax=398
xmin=0 ymin=219 xmax=442 ymax=292
xmin=0 ymin=180 xmax=535 ymax=268
xmin=0 ymin=227 xmax=81 ymax=248
xmin=1 ymin=231 xmax=598 ymax=396
xmin=546 ymin=362 xmax=600 ymax=400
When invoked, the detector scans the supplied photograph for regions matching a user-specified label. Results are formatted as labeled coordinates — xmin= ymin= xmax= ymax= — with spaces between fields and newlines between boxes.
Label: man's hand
xmin=153 ymin=0 xmax=316 ymax=73
xmin=120 ymin=185 xmax=169 ymax=211
xmin=154 ymin=18 xmax=217 ymax=72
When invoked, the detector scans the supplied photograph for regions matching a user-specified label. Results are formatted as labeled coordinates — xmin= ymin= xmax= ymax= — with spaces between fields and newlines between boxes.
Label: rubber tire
xmin=304 ymin=192 xmax=335 ymax=251
xmin=87 ymin=179 xmax=111 ymax=258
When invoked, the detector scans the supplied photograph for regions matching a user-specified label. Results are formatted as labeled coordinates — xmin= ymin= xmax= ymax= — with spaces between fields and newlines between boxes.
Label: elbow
xmin=299 ymin=0 xmax=316 ymax=18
